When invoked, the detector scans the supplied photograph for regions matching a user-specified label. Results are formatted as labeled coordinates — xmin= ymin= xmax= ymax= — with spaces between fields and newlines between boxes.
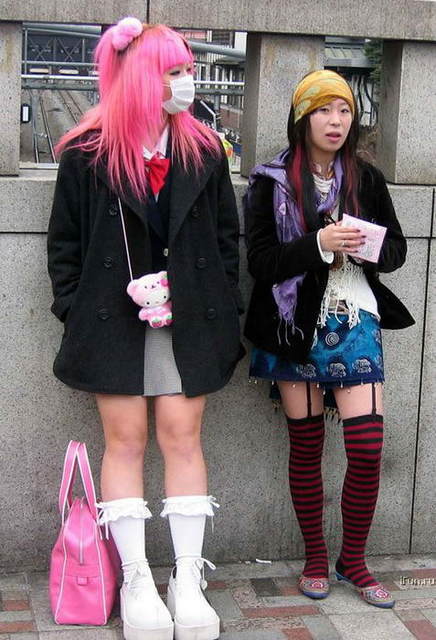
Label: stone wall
xmin=0 ymin=1 xmax=435 ymax=571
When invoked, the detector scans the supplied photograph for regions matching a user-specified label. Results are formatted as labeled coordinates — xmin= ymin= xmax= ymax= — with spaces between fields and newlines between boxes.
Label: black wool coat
xmin=244 ymin=160 xmax=415 ymax=363
xmin=47 ymin=143 xmax=245 ymax=397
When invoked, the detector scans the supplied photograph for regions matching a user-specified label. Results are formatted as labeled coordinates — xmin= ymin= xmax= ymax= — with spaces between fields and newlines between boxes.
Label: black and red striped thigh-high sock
xmin=336 ymin=413 xmax=384 ymax=588
xmin=286 ymin=414 xmax=328 ymax=578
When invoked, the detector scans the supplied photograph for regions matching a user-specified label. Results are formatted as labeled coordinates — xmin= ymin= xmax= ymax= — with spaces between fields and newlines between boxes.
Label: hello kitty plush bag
xmin=118 ymin=198 xmax=173 ymax=327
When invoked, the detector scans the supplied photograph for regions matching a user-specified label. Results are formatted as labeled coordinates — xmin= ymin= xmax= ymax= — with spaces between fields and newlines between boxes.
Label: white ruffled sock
xmin=161 ymin=495 xmax=218 ymax=562
xmin=97 ymin=497 xmax=152 ymax=579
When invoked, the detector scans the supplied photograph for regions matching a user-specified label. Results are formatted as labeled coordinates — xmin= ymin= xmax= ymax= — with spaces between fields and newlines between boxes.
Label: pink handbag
xmin=49 ymin=441 xmax=119 ymax=625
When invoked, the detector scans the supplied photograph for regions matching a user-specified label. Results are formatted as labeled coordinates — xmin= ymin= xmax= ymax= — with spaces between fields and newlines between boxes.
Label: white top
xmin=313 ymin=173 xmax=379 ymax=326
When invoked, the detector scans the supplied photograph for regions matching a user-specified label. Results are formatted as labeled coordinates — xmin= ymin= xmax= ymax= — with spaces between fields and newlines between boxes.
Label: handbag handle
xmin=58 ymin=441 xmax=98 ymax=524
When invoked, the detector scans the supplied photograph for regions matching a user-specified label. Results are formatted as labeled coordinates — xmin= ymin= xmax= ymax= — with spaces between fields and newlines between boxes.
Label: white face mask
xmin=162 ymin=75 xmax=195 ymax=114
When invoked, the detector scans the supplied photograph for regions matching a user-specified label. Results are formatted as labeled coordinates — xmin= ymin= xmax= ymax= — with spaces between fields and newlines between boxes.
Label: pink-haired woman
xmin=47 ymin=18 xmax=244 ymax=640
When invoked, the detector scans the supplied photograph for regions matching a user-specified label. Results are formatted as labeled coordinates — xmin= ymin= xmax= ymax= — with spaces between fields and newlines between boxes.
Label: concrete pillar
xmin=377 ymin=41 xmax=436 ymax=185
xmin=0 ymin=23 xmax=21 ymax=175
xmin=240 ymin=33 xmax=324 ymax=177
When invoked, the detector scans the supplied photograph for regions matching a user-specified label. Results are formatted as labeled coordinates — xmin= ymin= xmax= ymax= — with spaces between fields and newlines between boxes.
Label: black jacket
xmin=47 ymin=143 xmax=245 ymax=397
xmin=244 ymin=160 xmax=414 ymax=363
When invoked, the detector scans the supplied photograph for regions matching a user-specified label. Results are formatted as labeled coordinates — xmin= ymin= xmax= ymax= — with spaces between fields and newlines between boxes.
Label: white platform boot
xmin=161 ymin=495 xmax=220 ymax=640
xmin=97 ymin=498 xmax=173 ymax=640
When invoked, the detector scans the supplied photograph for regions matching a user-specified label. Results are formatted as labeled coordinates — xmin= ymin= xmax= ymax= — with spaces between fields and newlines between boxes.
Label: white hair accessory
xmin=112 ymin=17 xmax=143 ymax=51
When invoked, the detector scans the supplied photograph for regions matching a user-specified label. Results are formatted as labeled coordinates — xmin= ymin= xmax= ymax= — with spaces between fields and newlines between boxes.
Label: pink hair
xmin=56 ymin=22 xmax=221 ymax=198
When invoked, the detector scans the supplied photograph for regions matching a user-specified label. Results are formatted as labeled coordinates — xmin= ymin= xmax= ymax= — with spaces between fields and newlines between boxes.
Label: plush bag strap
xmin=118 ymin=197 xmax=134 ymax=282
xmin=58 ymin=441 xmax=98 ymax=524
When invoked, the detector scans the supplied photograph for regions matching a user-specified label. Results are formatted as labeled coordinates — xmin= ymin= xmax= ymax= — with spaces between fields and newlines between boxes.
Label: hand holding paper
xmin=341 ymin=214 xmax=387 ymax=263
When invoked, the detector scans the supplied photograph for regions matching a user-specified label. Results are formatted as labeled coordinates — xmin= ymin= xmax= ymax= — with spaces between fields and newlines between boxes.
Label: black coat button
xmin=191 ymin=206 xmax=200 ymax=218
xmin=103 ymin=257 xmax=113 ymax=268
xmin=97 ymin=308 xmax=110 ymax=320
xmin=205 ymin=308 xmax=216 ymax=320
xmin=196 ymin=257 xmax=207 ymax=269
xmin=108 ymin=203 xmax=118 ymax=216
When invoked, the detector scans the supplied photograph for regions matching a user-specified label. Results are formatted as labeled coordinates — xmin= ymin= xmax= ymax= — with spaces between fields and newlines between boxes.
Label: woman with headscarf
xmin=244 ymin=70 xmax=414 ymax=608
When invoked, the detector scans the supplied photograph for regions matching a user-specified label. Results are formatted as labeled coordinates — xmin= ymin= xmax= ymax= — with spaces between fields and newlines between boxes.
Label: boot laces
xmin=123 ymin=560 xmax=154 ymax=597
xmin=175 ymin=556 xmax=216 ymax=590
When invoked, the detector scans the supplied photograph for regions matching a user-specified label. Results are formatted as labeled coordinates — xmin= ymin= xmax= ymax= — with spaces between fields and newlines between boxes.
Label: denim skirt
xmin=249 ymin=310 xmax=384 ymax=389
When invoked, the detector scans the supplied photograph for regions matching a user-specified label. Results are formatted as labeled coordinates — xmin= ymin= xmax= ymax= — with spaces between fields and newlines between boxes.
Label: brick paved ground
xmin=2 ymin=555 xmax=436 ymax=639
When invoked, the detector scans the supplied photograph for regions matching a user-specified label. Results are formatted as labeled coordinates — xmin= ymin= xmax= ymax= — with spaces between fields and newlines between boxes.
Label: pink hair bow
xmin=112 ymin=17 xmax=143 ymax=51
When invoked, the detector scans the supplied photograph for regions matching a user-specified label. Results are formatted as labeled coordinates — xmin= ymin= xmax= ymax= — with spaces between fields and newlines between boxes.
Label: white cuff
xmin=317 ymin=229 xmax=334 ymax=263
xmin=160 ymin=495 xmax=219 ymax=518
xmin=96 ymin=497 xmax=152 ymax=524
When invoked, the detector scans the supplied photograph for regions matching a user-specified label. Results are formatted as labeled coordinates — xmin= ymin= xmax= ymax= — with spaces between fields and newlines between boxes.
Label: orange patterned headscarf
xmin=292 ymin=70 xmax=355 ymax=123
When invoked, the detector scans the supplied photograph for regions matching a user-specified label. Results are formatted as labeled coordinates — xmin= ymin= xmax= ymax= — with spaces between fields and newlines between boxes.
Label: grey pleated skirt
xmin=143 ymin=326 xmax=183 ymax=396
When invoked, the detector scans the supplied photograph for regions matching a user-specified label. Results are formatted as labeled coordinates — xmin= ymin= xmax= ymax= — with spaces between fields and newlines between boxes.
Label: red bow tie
xmin=144 ymin=154 xmax=170 ymax=196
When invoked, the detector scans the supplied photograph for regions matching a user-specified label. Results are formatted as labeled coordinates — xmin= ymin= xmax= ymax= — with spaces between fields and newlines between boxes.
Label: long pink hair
xmin=56 ymin=22 xmax=221 ymax=198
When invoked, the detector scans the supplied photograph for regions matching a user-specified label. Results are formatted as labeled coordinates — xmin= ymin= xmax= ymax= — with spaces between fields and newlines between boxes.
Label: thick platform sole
xmin=335 ymin=571 xmax=395 ymax=609
xmin=123 ymin=621 xmax=174 ymax=640
xmin=167 ymin=587 xmax=220 ymax=640
xmin=173 ymin=619 xmax=220 ymax=640
xmin=121 ymin=592 xmax=174 ymax=640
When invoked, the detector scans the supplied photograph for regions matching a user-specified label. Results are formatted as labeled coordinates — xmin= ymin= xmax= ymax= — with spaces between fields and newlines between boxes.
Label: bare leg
xmin=96 ymin=394 xmax=148 ymax=500
xmin=95 ymin=394 xmax=174 ymax=637
xmin=156 ymin=394 xmax=220 ymax=638
xmin=155 ymin=394 xmax=207 ymax=496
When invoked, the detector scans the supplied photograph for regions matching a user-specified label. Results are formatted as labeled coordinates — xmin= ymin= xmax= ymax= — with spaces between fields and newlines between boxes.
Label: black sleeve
xmin=373 ymin=168 xmax=407 ymax=273
xmin=216 ymin=149 xmax=244 ymax=314
xmin=47 ymin=147 xmax=83 ymax=322
xmin=245 ymin=176 xmax=327 ymax=285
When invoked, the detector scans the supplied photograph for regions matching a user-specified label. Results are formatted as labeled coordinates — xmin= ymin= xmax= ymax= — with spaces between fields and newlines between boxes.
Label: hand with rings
xmin=319 ymin=222 xmax=366 ymax=254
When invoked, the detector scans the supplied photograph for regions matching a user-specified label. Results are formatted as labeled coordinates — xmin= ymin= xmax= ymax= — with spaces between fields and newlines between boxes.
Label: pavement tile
xmin=274 ymin=578 xmax=300 ymax=596
xmin=422 ymin=610 xmax=436 ymax=626
xmin=0 ymin=575 xmax=28 ymax=590
xmin=259 ymin=596 xmax=316 ymax=607
xmin=39 ymin=631 xmax=118 ymax=639
xmin=282 ymin=628 xmax=314 ymax=639
xmin=2 ymin=592 xmax=31 ymax=601
xmin=224 ymin=616 xmax=305 ymax=632
xmin=302 ymin=614 xmax=341 ymax=639
xmin=7 ymin=635 xmax=39 ymax=640
xmin=0 ymin=611 xmax=33 ymax=622
xmin=231 ymin=581 xmax=260 ymax=608
xmin=2 ymin=601 xmax=30 ymax=611
xmin=329 ymin=611 xmax=416 ymax=639
xmin=395 ymin=589 xmax=436 ymax=600
xmin=213 ymin=561 xmax=293 ymax=581
xmin=396 ymin=608 xmax=427 ymax=621
xmin=251 ymin=578 xmax=282 ymax=597
xmin=0 ymin=622 xmax=36 ymax=634
xmin=395 ymin=598 xmax=436 ymax=610
xmin=402 ymin=619 xmax=436 ymax=639
xmin=242 ymin=605 xmax=319 ymax=618
xmin=412 ymin=570 xmax=436 ymax=579
xmin=220 ymin=631 xmax=288 ymax=639
xmin=206 ymin=590 xmax=244 ymax=621
xmin=318 ymin=588 xmax=383 ymax=614
xmin=208 ymin=580 xmax=228 ymax=590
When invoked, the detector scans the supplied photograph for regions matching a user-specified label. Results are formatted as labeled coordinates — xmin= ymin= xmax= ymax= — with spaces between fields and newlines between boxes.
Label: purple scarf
xmin=247 ymin=150 xmax=343 ymax=332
